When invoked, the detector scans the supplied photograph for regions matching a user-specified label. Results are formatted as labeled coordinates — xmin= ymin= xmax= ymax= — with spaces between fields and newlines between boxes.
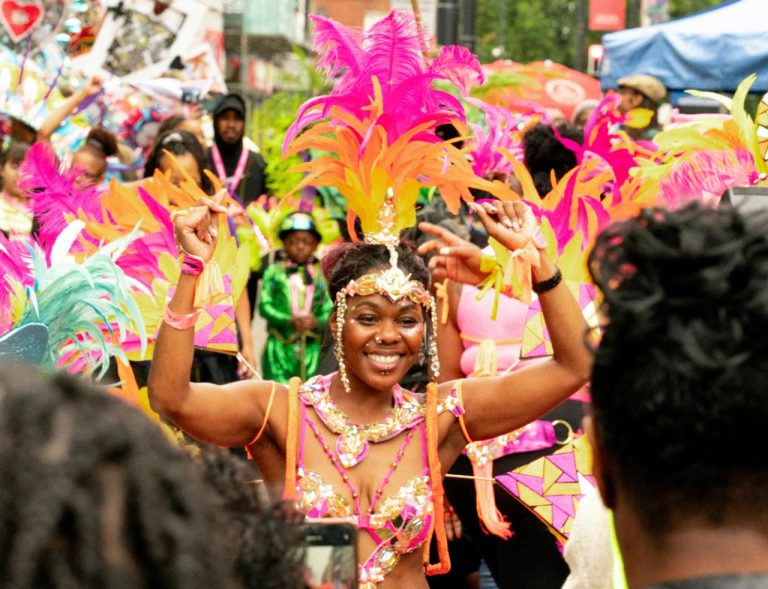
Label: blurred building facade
xmin=312 ymin=0 xmax=391 ymax=28
xmin=223 ymin=0 xmax=313 ymax=102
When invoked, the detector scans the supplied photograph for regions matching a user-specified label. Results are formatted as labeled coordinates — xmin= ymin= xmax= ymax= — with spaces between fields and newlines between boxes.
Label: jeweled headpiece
xmin=338 ymin=189 xmax=431 ymax=307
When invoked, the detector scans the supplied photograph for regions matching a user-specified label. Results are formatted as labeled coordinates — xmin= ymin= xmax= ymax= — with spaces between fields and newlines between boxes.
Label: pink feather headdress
xmin=284 ymin=10 xmax=514 ymax=239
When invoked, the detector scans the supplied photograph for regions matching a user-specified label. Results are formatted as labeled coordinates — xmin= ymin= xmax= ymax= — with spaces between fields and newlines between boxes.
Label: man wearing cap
xmin=616 ymin=74 xmax=667 ymax=140
xmin=206 ymin=93 xmax=268 ymax=206
xmin=257 ymin=212 xmax=332 ymax=383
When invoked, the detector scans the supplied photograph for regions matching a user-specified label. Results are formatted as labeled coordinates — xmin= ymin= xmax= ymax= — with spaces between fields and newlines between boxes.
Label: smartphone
xmin=300 ymin=519 xmax=358 ymax=589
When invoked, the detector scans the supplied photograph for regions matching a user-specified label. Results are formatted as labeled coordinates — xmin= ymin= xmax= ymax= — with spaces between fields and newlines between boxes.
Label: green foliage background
xmin=474 ymin=0 xmax=721 ymax=68
xmin=250 ymin=47 xmax=330 ymax=197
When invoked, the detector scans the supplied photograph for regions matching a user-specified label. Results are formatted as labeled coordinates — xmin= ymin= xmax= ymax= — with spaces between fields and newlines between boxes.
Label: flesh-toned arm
xmin=436 ymin=280 xmax=466 ymax=383
xmin=148 ymin=192 xmax=278 ymax=446
xmin=431 ymin=201 xmax=592 ymax=442
xmin=38 ymin=76 xmax=103 ymax=141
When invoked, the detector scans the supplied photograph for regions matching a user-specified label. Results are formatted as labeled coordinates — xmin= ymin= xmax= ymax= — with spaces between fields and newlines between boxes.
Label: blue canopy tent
xmin=600 ymin=0 xmax=768 ymax=97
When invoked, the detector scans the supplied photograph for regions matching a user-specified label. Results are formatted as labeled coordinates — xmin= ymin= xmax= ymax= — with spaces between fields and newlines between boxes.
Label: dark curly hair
xmin=0 ymin=142 xmax=29 ymax=168
xmin=0 ymin=365 xmax=233 ymax=588
xmin=144 ymin=129 xmax=214 ymax=195
xmin=197 ymin=448 xmax=304 ymax=589
xmin=82 ymin=126 xmax=118 ymax=158
xmin=523 ymin=122 xmax=582 ymax=196
xmin=322 ymin=241 xmax=431 ymax=302
xmin=588 ymin=202 xmax=768 ymax=535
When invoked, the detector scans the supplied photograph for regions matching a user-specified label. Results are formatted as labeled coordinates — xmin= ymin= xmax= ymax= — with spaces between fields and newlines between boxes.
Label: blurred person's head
xmin=144 ymin=130 xmax=213 ymax=195
xmin=157 ymin=114 xmax=207 ymax=149
xmin=72 ymin=126 xmax=118 ymax=187
xmin=587 ymin=202 xmax=768 ymax=584
xmin=523 ymin=122 xmax=582 ymax=196
xmin=616 ymin=74 xmax=666 ymax=115
xmin=571 ymin=98 xmax=599 ymax=127
xmin=0 ymin=364 xmax=233 ymax=588
xmin=197 ymin=448 xmax=304 ymax=589
xmin=278 ymin=212 xmax=321 ymax=266
xmin=0 ymin=142 xmax=30 ymax=199
xmin=213 ymin=93 xmax=246 ymax=146
xmin=9 ymin=117 xmax=36 ymax=144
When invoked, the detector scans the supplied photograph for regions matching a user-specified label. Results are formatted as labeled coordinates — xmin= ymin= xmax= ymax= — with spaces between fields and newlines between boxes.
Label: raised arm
xmin=148 ymin=190 xmax=278 ymax=447
xmin=38 ymin=76 xmax=103 ymax=142
xmin=431 ymin=201 xmax=592 ymax=441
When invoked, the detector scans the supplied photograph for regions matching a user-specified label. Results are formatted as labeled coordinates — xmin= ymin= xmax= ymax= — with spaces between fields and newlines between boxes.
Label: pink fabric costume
xmin=293 ymin=373 xmax=465 ymax=587
xmin=457 ymin=284 xmax=534 ymax=377
xmin=454 ymin=284 xmax=565 ymax=537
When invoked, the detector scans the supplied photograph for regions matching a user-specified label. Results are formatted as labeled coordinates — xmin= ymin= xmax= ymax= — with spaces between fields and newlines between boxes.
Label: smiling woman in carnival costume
xmin=147 ymin=11 xmax=591 ymax=588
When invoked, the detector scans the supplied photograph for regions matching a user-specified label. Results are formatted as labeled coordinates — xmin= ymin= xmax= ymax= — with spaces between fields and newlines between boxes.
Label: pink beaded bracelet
xmin=180 ymin=251 xmax=205 ymax=276
xmin=163 ymin=306 xmax=200 ymax=330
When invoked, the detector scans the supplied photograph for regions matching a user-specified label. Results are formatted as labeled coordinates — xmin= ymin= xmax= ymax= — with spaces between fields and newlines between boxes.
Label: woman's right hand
xmin=416 ymin=222 xmax=488 ymax=285
xmin=172 ymin=189 xmax=228 ymax=261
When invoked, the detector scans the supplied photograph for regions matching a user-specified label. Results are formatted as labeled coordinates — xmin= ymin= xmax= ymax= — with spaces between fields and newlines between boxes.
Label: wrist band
xmin=180 ymin=251 xmax=205 ymax=276
xmin=532 ymin=266 xmax=562 ymax=294
xmin=163 ymin=306 xmax=200 ymax=330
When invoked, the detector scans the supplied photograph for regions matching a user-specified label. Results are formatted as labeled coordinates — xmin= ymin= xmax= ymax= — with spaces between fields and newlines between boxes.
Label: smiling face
xmin=336 ymin=292 xmax=426 ymax=394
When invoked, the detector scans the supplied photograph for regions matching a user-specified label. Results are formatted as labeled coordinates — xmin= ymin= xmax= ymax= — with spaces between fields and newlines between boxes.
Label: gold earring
xmin=334 ymin=293 xmax=351 ymax=394
xmin=428 ymin=297 xmax=440 ymax=380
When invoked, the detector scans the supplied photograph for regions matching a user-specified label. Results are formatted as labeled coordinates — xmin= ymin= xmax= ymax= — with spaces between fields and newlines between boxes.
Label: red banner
xmin=589 ymin=0 xmax=626 ymax=31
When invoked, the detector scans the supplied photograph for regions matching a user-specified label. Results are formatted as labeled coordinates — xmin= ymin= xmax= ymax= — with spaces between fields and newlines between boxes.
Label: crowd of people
xmin=1 ymin=8 xmax=767 ymax=589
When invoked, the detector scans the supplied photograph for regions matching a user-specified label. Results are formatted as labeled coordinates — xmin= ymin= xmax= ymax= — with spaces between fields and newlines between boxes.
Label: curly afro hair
xmin=0 ymin=365 xmax=233 ymax=589
xmin=588 ymin=202 xmax=768 ymax=536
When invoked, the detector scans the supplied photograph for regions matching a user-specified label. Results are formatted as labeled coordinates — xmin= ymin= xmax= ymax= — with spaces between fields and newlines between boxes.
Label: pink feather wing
xmin=429 ymin=45 xmax=484 ymax=96
xmin=310 ymin=15 xmax=365 ymax=93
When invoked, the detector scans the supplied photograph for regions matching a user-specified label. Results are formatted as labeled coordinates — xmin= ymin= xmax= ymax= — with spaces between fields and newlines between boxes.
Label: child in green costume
xmin=258 ymin=212 xmax=332 ymax=382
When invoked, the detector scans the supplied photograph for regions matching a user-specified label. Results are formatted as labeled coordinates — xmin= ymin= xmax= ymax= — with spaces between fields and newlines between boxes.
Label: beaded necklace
xmin=304 ymin=416 xmax=415 ymax=517
xmin=299 ymin=374 xmax=424 ymax=468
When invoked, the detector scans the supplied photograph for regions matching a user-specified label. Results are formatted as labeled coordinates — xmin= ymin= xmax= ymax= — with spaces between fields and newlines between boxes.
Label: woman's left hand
xmin=471 ymin=200 xmax=541 ymax=252
xmin=417 ymin=222 xmax=488 ymax=285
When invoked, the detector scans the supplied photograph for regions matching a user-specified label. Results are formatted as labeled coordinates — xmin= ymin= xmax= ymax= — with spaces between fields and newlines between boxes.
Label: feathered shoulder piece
xmin=19 ymin=142 xmax=103 ymax=258
xmin=284 ymin=10 xmax=514 ymax=240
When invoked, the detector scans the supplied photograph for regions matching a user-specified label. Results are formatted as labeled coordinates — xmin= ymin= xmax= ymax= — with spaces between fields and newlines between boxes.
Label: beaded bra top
xmin=294 ymin=373 xmax=465 ymax=588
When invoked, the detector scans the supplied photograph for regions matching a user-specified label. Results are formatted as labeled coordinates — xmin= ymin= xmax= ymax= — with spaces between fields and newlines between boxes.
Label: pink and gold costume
xmin=291 ymin=373 xmax=465 ymax=587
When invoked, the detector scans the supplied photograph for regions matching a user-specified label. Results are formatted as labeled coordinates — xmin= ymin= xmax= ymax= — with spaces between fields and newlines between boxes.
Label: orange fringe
xmin=423 ymin=381 xmax=451 ymax=575
xmin=282 ymin=377 xmax=302 ymax=501
xmin=473 ymin=459 xmax=513 ymax=539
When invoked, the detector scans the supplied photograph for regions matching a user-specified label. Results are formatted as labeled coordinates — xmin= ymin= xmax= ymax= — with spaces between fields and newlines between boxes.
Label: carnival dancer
xmin=143 ymin=129 xmax=256 ymax=381
xmin=148 ymin=11 xmax=590 ymax=587
xmin=421 ymin=223 xmax=586 ymax=589
xmin=148 ymin=192 xmax=590 ymax=589
xmin=206 ymin=93 xmax=268 ymax=206
xmin=71 ymin=126 xmax=119 ymax=189
xmin=258 ymin=211 xmax=332 ymax=383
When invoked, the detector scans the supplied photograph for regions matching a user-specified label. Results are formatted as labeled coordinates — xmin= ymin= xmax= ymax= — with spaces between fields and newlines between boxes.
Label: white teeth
xmin=367 ymin=354 xmax=400 ymax=365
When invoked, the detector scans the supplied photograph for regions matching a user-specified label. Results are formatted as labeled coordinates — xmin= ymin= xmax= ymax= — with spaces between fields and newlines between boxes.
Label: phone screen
xmin=301 ymin=521 xmax=357 ymax=589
